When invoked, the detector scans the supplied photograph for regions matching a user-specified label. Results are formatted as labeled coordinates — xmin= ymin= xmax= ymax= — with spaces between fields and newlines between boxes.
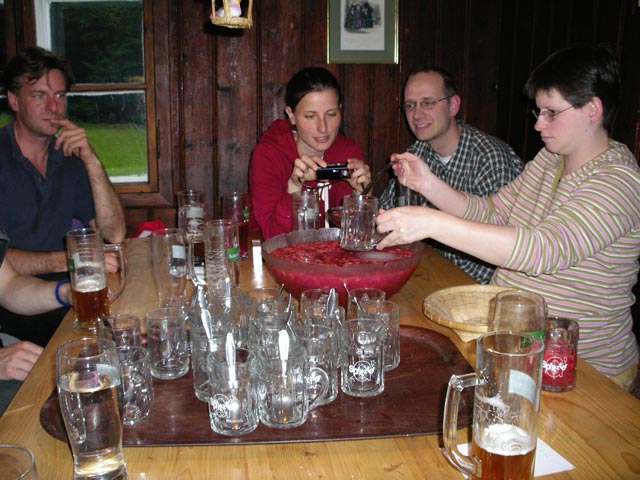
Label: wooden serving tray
xmin=40 ymin=326 xmax=473 ymax=446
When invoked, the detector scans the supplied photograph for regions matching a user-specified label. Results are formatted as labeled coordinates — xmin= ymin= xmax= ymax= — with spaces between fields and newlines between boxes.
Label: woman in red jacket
xmin=249 ymin=67 xmax=371 ymax=239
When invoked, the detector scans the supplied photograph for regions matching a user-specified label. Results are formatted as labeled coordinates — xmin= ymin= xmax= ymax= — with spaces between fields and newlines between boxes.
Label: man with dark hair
xmin=0 ymin=46 xmax=125 ymax=344
xmin=380 ymin=67 xmax=523 ymax=284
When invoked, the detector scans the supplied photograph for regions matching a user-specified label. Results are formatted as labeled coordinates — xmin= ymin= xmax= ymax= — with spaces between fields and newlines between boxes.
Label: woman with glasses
xmin=376 ymin=44 xmax=640 ymax=391
xmin=249 ymin=67 xmax=371 ymax=239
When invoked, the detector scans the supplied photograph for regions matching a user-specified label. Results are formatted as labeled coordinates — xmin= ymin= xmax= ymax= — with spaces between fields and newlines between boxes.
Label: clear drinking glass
xmin=221 ymin=192 xmax=250 ymax=257
xmin=490 ymin=290 xmax=546 ymax=341
xmin=0 ymin=444 xmax=38 ymax=479
xmin=150 ymin=228 xmax=188 ymax=307
xmin=56 ymin=337 xmax=127 ymax=480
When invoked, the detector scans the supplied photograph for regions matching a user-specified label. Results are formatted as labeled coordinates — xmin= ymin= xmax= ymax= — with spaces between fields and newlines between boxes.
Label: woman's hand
xmin=390 ymin=151 xmax=433 ymax=194
xmin=375 ymin=206 xmax=434 ymax=249
xmin=346 ymin=158 xmax=371 ymax=193
xmin=287 ymin=154 xmax=326 ymax=192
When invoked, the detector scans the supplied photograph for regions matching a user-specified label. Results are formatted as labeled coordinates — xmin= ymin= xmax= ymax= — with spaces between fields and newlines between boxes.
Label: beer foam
xmin=478 ymin=423 xmax=535 ymax=455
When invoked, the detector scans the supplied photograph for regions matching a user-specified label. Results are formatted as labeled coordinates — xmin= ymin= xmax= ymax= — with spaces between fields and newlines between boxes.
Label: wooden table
xmin=1 ymin=238 xmax=639 ymax=479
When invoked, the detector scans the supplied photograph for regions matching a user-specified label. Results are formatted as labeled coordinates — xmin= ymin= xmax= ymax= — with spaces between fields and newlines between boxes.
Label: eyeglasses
xmin=401 ymin=95 xmax=453 ymax=113
xmin=531 ymin=105 xmax=574 ymax=122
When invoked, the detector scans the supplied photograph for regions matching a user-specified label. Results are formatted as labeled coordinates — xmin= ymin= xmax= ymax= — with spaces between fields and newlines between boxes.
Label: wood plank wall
xmin=123 ymin=0 xmax=640 ymax=235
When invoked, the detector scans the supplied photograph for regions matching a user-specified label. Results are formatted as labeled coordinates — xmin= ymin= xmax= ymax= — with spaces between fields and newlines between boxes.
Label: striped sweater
xmin=464 ymin=140 xmax=640 ymax=376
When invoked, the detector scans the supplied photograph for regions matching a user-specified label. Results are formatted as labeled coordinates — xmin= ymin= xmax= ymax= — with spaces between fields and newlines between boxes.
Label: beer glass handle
xmin=306 ymin=366 xmax=330 ymax=411
xmin=105 ymin=244 xmax=127 ymax=301
xmin=443 ymin=372 xmax=483 ymax=478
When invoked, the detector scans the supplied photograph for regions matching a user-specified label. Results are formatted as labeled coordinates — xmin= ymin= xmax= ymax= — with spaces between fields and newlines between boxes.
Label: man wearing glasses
xmin=379 ymin=67 xmax=523 ymax=284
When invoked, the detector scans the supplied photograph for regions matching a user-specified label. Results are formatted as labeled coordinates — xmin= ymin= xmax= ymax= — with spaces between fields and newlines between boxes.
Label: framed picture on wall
xmin=327 ymin=0 xmax=398 ymax=64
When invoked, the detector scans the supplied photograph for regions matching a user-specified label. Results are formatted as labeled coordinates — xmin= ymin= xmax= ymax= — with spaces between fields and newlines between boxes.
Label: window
xmin=34 ymin=0 xmax=154 ymax=186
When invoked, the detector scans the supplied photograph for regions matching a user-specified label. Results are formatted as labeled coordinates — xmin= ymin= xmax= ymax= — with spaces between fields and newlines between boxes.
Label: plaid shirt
xmin=380 ymin=121 xmax=523 ymax=284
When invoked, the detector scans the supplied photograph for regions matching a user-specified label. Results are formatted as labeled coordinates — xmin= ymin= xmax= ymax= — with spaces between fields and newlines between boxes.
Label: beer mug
xmin=339 ymin=194 xmax=381 ymax=251
xmin=443 ymin=332 xmax=544 ymax=480
xmin=66 ymin=228 xmax=127 ymax=333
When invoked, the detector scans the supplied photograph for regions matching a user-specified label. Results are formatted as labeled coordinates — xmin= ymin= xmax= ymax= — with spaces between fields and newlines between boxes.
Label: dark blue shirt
xmin=0 ymin=121 xmax=94 ymax=252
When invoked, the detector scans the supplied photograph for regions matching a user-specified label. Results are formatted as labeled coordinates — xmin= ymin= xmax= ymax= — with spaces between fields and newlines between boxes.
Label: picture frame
xmin=327 ymin=0 xmax=398 ymax=64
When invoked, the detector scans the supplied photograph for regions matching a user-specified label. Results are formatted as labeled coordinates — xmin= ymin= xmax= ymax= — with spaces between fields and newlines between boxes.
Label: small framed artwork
xmin=327 ymin=0 xmax=398 ymax=64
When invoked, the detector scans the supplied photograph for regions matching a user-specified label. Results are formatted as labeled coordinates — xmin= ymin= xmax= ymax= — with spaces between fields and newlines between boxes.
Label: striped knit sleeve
xmin=505 ymin=158 xmax=640 ymax=276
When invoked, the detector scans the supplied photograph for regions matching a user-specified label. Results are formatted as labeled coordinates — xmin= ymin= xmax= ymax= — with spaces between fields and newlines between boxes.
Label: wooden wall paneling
xmin=340 ymin=65 xmax=373 ymax=167
xmin=301 ymin=0 xmax=329 ymax=68
xmin=497 ymin=0 xmax=541 ymax=162
xmin=592 ymin=0 xmax=626 ymax=44
xmin=125 ymin=208 xmax=152 ymax=236
xmin=367 ymin=64 xmax=402 ymax=197
xmin=181 ymin=1 xmax=216 ymax=211
xmin=214 ymin=23 xmax=259 ymax=209
xmin=435 ymin=0 xmax=468 ymax=101
xmin=258 ymin=0 xmax=303 ymax=132
xmin=618 ymin=3 xmax=640 ymax=159
xmin=396 ymin=0 xmax=439 ymax=154
xmin=464 ymin=0 xmax=502 ymax=136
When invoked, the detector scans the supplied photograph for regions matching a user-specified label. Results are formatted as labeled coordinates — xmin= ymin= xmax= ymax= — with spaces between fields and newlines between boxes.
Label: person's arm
xmin=52 ymin=118 xmax=126 ymax=244
xmin=249 ymin=143 xmax=301 ymax=239
xmin=5 ymin=248 xmax=68 ymax=275
xmin=0 ymin=258 xmax=71 ymax=314
xmin=376 ymin=205 xmax=516 ymax=266
xmin=390 ymin=151 xmax=469 ymax=217
xmin=0 ymin=341 xmax=43 ymax=381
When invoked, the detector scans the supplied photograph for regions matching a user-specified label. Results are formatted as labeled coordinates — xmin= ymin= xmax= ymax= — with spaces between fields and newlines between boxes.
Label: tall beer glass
xmin=66 ymin=228 xmax=126 ymax=333
xmin=56 ymin=337 xmax=127 ymax=479
xmin=443 ymin=331 xmax=544 ymax=480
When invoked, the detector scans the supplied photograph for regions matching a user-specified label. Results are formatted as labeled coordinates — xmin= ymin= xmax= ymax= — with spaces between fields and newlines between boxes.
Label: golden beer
xmin=470 ymin=424 xmax=536 ymax=480
xmin=72 ymin=284 xmax=110 ymax=333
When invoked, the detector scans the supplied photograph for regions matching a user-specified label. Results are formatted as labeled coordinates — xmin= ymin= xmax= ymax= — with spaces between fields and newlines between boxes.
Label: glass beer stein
xmin=443 ymin=331 xmax=544 ymax=480
xmin=66 ymin=228 xmax=127 ymax=333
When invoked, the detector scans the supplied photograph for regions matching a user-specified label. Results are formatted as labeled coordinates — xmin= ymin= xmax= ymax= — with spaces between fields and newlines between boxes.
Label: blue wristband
xmin=55 ymin=279 xmax=72 ymax=307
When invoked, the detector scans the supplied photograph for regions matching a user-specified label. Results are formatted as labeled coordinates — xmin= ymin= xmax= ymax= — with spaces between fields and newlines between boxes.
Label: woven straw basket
xmin=423 ymin=285 xmax=513 ymax=338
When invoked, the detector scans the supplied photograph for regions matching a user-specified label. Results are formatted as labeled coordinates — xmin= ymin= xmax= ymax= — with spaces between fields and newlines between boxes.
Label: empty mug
xmin=341 ymin=318 xmax=386 ymax=397
xmin=207 ymin=347 xmax=259 ymax=436
xmin=66 ymin=228 xmax=126 ymax=333
xmin=116 ymin=345 xmax=154 ymax=425
xmin=291 ymin=190 xmax=319 ymax=231
xmin=339 ymin=194 xmax=380 ymax=251
xmin=145 ymin=307 xmax=190 ymax=379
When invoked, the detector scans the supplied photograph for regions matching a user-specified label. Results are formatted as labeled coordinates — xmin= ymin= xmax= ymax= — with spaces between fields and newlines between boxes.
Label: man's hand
xmin=0 ymin=341 xmax=43 ymax=381
xmin=51 ymin=118 xmax=98 ymax=164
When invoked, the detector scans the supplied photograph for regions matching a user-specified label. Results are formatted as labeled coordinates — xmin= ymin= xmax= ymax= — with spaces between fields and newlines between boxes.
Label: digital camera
xmin=316 ymin=163 xmax=350 ymax=181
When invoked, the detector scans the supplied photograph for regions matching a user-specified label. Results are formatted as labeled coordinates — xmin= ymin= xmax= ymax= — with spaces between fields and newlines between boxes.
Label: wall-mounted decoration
xmin=211 ymin=0 xmax=254 ymax=29
xmin=327 ymin=0 xmax=398 ymax=64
